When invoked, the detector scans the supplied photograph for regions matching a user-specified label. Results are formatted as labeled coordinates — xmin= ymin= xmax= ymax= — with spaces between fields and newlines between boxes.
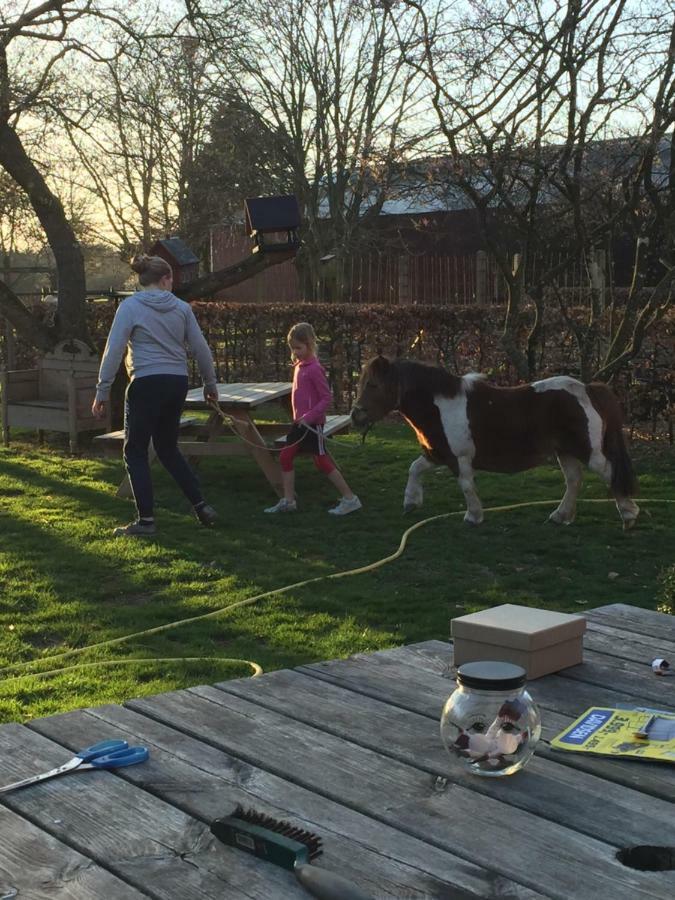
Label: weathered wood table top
xmin=184 ymin=382 xmax=292 ymax=410
xmin=1 ymin=603 xmax=674 ymax=899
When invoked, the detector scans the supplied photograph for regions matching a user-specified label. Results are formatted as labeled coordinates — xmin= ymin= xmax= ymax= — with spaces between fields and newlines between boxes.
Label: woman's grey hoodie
xmin=95 ymin=290 xmax=217 ymax=402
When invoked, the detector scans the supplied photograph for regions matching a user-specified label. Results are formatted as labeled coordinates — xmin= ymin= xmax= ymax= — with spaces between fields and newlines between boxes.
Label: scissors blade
xmin=0 ymin=757 xmax=82 ymax=795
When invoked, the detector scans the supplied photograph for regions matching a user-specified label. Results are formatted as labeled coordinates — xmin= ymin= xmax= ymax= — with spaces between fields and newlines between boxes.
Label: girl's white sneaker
xmin=328 ymin=495 xmax=362 ymax=516
xmin=264 ymin=498 xmax=297 ymax=513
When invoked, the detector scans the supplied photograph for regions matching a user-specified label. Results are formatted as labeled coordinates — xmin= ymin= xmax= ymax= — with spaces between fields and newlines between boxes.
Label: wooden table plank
xmin=27 ymin=705 xmax=545 ymax=900
xmin=0 ymin=805 xmax=144 ymax=900
xmin=584 ymin=620 xmax=675 ymax=664
xmin=125 ymin=684 xmax=673 ymax=899
xmin=4 ymin=604 xmax=674 ymax=900
xmin=185 ymin=383 xmax=291 ymax=410
xmin=214 ymin=666 xmax=675 ymax=851
xmin=299 ymin=643 xmax=675 ymax=801
xmin=0 ymin=722 xmax=300 ymax=899
xmin=558 ymin=649 xmax=675 ymax=708
xmin=585 ymin=604 xmax=675 ymax=642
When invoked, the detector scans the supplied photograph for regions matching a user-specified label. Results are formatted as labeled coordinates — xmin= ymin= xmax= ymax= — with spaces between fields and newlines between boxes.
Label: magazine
xmin=551 ymin=707 xmax=675 ymax=762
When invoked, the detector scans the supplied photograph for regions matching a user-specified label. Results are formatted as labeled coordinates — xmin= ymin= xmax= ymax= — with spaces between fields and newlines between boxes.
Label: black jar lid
xmin=456 ymin=661 xmax=527 ymax=690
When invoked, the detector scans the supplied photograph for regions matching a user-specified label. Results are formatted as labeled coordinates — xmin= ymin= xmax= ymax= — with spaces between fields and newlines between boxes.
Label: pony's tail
xmin=587 ymin=383 xmax=638 ymax=497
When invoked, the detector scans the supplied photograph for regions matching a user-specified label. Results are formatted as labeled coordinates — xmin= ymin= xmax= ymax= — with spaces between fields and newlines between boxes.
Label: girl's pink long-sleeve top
xmin=291 ymin=356 xmax=332 ymax=425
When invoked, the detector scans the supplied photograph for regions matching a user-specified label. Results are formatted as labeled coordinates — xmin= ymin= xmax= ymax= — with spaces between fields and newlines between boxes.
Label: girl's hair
xmin=131 ymin=254 xmax=173 ymax=286
xmin=287 ymin=322 xmax=318 ymax=355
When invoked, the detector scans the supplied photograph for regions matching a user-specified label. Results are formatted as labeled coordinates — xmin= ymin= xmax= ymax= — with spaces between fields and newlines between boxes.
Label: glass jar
xmin=440 ymin=661 xmax=541 ymax=777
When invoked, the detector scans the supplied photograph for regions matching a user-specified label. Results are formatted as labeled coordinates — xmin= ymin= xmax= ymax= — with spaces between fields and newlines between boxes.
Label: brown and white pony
xmin=351 ymin=357 xmax=639 ymax=529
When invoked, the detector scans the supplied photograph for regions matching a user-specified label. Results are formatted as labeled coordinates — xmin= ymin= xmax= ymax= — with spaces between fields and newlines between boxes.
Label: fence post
xmin=2 ymin=317 xmax=16 ymax=369
xmin=588 ymin=248 xmax=606 ymax=309
xmin=475 ymin=250 xmax=488 ymax=304
xmin=398 ymin=255 xmax=409 ymax=305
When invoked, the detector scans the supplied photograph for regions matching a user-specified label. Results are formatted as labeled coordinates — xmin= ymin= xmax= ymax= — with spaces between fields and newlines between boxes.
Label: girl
xmin=92 ymin=255 xmax=219 ymax=536
xmin=265 ymin=322 xmax=361 ymax=515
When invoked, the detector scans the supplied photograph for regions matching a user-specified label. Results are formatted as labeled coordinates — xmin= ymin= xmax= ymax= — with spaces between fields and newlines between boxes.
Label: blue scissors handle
xmin=76 ymin=739 xmax=129 ymax=762
xmin=87 ymin=746 xmax=149 ymax=769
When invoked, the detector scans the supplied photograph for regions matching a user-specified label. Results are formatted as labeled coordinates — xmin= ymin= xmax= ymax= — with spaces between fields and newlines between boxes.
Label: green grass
xmin=1 ymin=422 xmax=674 ymax=724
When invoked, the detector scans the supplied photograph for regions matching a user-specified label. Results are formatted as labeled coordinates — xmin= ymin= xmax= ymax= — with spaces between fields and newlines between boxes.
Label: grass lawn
xmin=1 ymin=420 xmax=674 ymax=724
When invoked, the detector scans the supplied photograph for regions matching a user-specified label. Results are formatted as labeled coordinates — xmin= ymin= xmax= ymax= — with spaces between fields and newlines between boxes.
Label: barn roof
xmin=316 ymin=134 xmax=672 ymax=219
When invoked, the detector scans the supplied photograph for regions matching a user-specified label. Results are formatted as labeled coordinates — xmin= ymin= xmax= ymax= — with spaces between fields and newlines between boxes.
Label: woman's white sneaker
xmin=328 ymin=495 xmax=362 ymax=516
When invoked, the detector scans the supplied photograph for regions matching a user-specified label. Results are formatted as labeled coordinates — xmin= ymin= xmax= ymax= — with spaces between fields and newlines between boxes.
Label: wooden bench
xmin=93 ymin=416 xmax=201 ymax=457
xmin=94 ymin=416 xmax=202 ymax=498
xmin=1 ymin=340 xmax=109 ymax=453
xmin=273 ymin=413 xmax=352 ymax=448
xmin=97 ymin=412 xmax=351 ymax=500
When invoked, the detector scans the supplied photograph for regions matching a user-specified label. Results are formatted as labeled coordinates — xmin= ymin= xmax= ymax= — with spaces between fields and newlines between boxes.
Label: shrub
xmin=656 ymin=564 xmax=675 ymax=615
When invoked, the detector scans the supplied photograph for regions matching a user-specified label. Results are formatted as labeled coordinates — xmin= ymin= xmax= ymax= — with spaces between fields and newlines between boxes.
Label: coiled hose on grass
xmin=1 ymin=497 xmax=673 ymax=685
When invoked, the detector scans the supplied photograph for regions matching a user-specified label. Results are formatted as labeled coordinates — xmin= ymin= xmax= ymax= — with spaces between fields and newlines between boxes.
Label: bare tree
xmin=401 ymin=0 xmax=675 ymax=381
xmin=185 ymin=90 xmax=295 ymax=257
xmin=188 ymin=0 xmax=439 ymax=300
xmin=0 ymin=170 xmax=46 ymax=270
xmin=0 ymin=1 xmax=96 ymax=349
xmin=61 ymin=31 xmax=219 ymax=256
xmin=0 ymin=1 xmax=293 ymax=351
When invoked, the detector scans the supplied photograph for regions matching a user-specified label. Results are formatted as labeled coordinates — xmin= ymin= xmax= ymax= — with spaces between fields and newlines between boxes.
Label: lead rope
xmin=206 ymin=398 xmax=307 ymax=452
xmin=206 ymin=399 xmax=359 ymax=454
xmin=1 ymin=497 xmax=673 ymax=686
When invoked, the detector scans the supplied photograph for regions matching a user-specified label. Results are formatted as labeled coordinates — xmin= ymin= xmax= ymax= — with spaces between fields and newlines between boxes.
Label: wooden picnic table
xmin=1 ymin=602 xmax=675 ymax=898
xmin=183 ymin=381 xmax=293 ymax=497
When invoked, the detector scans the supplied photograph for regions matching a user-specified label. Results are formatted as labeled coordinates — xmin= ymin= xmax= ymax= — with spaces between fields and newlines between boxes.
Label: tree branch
xmin=0 ymin=279 xmax=54 ymax=351
xmin=175 ymin=248 xmax=297 ymax=300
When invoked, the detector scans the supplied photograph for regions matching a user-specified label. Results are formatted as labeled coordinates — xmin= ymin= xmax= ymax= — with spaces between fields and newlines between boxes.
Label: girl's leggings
xmin=279 ymin=440 xmax=335 ymax=474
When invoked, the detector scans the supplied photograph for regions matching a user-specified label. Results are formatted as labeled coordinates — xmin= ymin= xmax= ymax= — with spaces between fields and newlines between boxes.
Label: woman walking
xmin=92 ymin=255 xmax=219 ymax=536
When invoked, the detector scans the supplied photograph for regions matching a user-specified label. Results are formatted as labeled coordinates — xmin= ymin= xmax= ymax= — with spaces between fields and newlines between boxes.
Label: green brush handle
xmin=295 ymin=863 xmax=373 ymax=900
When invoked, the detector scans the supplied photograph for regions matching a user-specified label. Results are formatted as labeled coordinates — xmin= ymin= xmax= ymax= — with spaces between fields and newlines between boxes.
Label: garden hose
xmin=1 ymin=497 xmax=673 ymax=686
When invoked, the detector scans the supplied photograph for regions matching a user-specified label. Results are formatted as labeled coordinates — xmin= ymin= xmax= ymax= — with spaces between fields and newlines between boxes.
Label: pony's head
xmin=351 ymin=356 xmax=399 ymax=432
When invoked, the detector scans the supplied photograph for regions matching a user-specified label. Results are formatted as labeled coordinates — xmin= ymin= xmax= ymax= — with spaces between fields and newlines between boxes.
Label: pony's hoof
xmin=622 ymin=518 xmax=637 ymax=531
xmin=403 ymin=503 xmax=419 ymax=515
xmin=463 ymin=514 xmax=483 ymax=526
xmin=548 ymin=510 xmax=574 ymax=526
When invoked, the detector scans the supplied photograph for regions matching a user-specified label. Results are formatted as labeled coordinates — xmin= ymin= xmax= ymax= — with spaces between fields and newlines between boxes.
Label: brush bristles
xmin=233 ymin=805 xmax=323 ymax=860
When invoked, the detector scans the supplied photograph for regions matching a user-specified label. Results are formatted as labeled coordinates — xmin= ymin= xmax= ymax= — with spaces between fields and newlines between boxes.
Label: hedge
xmin=7 ymin=298 xmax=675 ymax=437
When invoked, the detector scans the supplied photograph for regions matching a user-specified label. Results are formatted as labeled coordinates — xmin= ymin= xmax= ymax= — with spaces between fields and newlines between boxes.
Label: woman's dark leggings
xmin=123 ymin=374 xmax=203 ymax=519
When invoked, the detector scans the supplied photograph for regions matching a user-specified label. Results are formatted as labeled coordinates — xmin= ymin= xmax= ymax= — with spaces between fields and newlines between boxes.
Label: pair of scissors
xmin=0 ymin=739 xmax=149 ymax=796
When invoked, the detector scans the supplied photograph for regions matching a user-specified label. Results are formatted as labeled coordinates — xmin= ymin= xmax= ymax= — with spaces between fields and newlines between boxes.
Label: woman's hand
xmin=91 ymin=399 xmax=107 ymax=419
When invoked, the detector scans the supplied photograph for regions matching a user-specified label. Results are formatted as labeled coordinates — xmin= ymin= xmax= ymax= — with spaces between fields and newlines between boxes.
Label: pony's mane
xmin=393 ymin=358 xmax=462 ymax=397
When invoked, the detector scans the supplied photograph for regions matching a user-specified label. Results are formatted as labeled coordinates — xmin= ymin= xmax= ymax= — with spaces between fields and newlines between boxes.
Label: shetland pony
xmin=351 ymin=357 xmax=639 ymax=529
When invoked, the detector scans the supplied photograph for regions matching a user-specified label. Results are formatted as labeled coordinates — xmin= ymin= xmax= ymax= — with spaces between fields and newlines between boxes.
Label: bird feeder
xmin=149 ymin=237 xmax=200 ymax=288
xmin=244 ymin=195 xmax=301 ymax=254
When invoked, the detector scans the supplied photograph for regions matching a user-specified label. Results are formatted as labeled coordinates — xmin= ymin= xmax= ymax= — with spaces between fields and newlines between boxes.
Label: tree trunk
xmin=0 ymin=123 xmax=89 ymax=346
xmin=0 ymin=279 xmax=53 ymax=351
xmin=525 ymin=283 xmax=544 ymax=380
xmin=500 ymin=272 xmax=529 ymax=380
xmin=593 ymin=267 xmax=675 ymax=382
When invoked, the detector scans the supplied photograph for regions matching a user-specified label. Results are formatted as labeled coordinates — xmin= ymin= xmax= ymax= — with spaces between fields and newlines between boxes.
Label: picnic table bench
xmin=94 ymin=383 xmax=351 ymax=499
xmin=273 ymin=413 xmax=352 ymax=446
xmin=1 ymin=603 xmax=674 ymax=898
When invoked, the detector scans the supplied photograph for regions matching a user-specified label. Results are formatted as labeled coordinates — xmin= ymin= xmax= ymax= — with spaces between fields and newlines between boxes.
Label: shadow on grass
xmin=2 ymin=433 xmax=674 ymax=716
xmin=0 ymin=451 xmax=406 ymax=677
